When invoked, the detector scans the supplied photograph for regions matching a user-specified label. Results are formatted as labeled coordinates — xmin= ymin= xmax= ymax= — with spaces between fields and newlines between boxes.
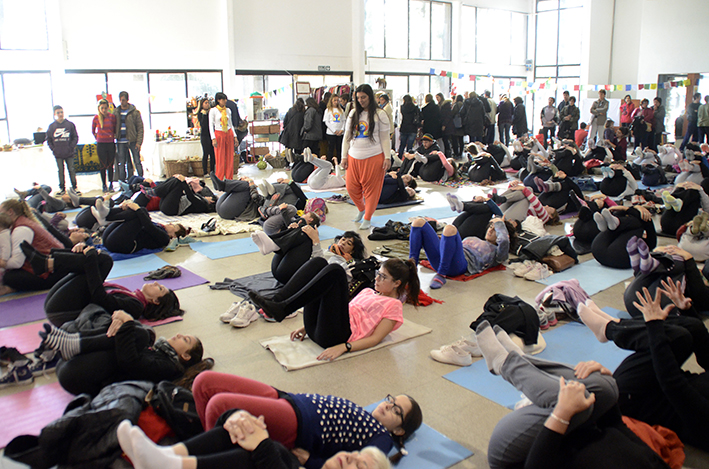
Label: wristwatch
xmin=345 ymin=342 xmax=352 ymax=353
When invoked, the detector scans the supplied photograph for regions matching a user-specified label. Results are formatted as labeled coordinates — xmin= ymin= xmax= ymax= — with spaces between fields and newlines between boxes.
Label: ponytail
xmin=389 ymin=395 xmax=422 ymax=463
xmin=381 ymin=258 xmax=420 ymax=306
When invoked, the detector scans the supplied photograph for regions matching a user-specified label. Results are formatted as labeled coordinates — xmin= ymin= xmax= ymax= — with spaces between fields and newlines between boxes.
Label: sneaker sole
xmin=430 ymin=351 xmax=472 ymax=367
xmin=0 ymin=377 xmax=34 ymax=388
xmin=231 ymin=313 xmax=260 ymax=328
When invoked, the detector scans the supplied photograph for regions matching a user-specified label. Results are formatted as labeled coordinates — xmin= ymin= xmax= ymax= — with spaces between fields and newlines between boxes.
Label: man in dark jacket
xmin=46 ymin=105 xmax=79 ymax=195
xmin=497 ymin=95 xmax=514 ymax=146
xmin=680 ymin=93 xmax=702 ymax=151
xmin=462 ymin=92 xmax=486 ymax=144
xmin=113 ymin=91 xmax=145 ymax=180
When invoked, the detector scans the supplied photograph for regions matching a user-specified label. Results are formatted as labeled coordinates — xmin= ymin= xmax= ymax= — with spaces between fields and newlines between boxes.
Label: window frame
xmin=366 ymin=0 xmax=452 ymax=61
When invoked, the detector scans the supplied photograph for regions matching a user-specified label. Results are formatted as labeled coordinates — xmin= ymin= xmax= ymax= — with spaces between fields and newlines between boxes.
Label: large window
xmin=2 ymin=72 xmax=53 ymax=142
xmin=365 ymin=0 xmax=452 ymax=61
xmin=461 ymin=6 xmax=528 ymax=66
xmin=532 ymin=0 xmax=583 ymax=133
xmin=0 ymin=76 xmax=8 ymax=144
xmin=63 ymin=70 xmax=222 ymax=139
xmin=0 ymin=0 xmax=48 ymax=50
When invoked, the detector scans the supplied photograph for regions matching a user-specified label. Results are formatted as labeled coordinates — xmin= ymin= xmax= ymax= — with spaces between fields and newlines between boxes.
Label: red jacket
xmin=620 ymin=102 xmax=635 ymax=124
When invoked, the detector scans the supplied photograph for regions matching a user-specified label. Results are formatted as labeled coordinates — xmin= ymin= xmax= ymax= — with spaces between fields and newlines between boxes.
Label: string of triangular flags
xmin=263 ymin=83 xmax=294 ymax=99
xmin=429 ymin=68 xmax=694 ymax=94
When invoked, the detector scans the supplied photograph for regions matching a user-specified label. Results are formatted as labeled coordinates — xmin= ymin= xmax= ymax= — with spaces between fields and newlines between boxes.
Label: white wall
xmin=59 ymin=0 xmax=225 ymax=70
xmin=609 ymin=0 xmax=709 ymax=97
xmin=232 ymin=0 xmax=354 ymax=72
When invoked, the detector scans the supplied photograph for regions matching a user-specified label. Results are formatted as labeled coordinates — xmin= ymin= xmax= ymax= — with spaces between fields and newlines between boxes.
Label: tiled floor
xmin=1 ymin=164 xmax=709 ymax=468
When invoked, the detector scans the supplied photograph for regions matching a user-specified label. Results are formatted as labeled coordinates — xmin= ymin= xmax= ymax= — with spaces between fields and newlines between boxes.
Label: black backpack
xmin=147 ymin=381 xmax=203 ymax=440
xmin=348 ymin=256 xmax=381 ymax=300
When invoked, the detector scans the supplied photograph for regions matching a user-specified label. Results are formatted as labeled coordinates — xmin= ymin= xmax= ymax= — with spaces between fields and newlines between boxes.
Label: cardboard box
xmin=269 ymin=124 xmax=281 ymax=133
xmin=252 ymin=146 xmax=271 ymax=156
xmin=252 ymin=125 xmax=272 ymax=134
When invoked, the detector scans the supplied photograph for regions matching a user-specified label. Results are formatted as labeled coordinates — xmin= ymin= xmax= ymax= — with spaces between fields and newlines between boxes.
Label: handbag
xmin=542 ymin=254 xmax=575 ymax=272
xmin=453 ymin=115 xmax=463 ymax=128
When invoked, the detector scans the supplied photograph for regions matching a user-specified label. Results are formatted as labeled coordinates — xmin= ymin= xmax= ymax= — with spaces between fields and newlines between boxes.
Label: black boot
xmin=20 ymin=241 xmax=48 ymax=275
xmin=248 ymin=291 xmax=288 ymax=322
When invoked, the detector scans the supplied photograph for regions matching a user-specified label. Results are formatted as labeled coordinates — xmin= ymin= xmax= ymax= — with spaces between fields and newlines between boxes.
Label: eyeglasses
xmin=385 ymin=394 xmax=404 ymax=423
xmin=375 ymin=270 xmax=390 ymax=281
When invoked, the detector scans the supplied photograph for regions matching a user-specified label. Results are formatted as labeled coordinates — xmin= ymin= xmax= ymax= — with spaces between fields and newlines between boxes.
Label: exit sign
xmin=318 ymin=65 xmax=331 ymax=71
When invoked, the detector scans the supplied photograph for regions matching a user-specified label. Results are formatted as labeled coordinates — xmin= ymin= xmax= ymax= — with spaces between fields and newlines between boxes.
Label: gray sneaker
xmin=0 ymin=361 xmax=34 ymax=388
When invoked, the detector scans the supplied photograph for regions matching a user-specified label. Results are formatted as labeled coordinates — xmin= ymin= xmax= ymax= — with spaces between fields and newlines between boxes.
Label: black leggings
xmin=418 ymin=158 xmax=445 ymax=182
xmin=44 ymin=252 xmax=114 ymax=326
xmin=660 ymin=188 xmax=701 ymax=236
xmin=572 ymin=205 xmax=601 ymax=245
xmin=56 ymin=326 xmax=152 ymax=396
xmin=270 ymin=229 xmax=313 ymax=284
xmin=267 ymin=257 xmax=351 ymax=348
xmin=201 ymin=138 xmax=215 ymax=175
xmin=2 ymin=269 xmax=62 ymax=292
xmin=216 ymin=180 xmax=251 ymax=219
xmin=153 ymin=177 xmax=211 ymax=216
xmin=96 ymin=142 xmax=115 ymax=188
xmin=538 ymin=178 xmax=583 ymax=212
xmin=325 ymin=134 xmax=343 ymax=162
xmin=591 ymin=213 xmax=651 ymax=269
xmin=453 ymin=201 xmax=493 ymax=240
xmin=101 ymin=208 xmax=164 ymax=254
xmin=291 ymin=161 xmax=314 ymax=183
xmin=609 ymin=317 xmax=709 ymax=451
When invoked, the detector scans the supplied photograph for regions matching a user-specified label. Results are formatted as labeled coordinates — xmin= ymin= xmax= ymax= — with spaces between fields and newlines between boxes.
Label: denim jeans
xmin=398 ymin=133 xmax=417 ymax=159
xmin=55 ymin=157 xmax=77 ymax=190
xmin=116 ymin=142 xmax=143 ymax=181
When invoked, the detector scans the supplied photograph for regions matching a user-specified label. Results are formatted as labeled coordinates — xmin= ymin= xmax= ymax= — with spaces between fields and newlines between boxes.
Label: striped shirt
xmin=92 ymin=113 xmax=117 ymax=143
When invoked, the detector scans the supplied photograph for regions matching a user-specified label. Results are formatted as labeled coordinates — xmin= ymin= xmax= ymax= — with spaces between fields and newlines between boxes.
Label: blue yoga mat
xmin=444 ymin=314 xmax=632 ymax=409
xmin=347 ymin=198 xmax=424 ymax=210
xmin=364 ymin=402 xmax=473 ymax=469
xmin=535 ymin=259 xmax=633 ymax=296
xmin=305 ymin=191 xmax=340 ymax=199
xmin=370 ymin=206 xmax=453 ymax=226
xmin=637 ymin=181 xmax=672 ymax=191
xmin=190 ymin=225 xmax=345 ymax=260
xmin=106 ymin=254 xmax=167 ymax=279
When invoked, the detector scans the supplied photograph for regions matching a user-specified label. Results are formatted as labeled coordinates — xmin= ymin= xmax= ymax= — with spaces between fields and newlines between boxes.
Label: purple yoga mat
xmin=0 ymin=267 xmax=208 ymax=329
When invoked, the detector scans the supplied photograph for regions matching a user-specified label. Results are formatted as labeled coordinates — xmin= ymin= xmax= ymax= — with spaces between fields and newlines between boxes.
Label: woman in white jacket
xmin=323 ymin=95 xmax=345 ymax=163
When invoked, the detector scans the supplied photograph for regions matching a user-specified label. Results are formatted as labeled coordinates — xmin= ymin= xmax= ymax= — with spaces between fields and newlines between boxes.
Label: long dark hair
xmin=348 ymin=84 xmax=378 ymax=142
xmin=305 ymin=97 xmax=319 ymax=110
xmin=173 ymin=340 xmax=214 ymax=391
xmin=143 ymin=289 xmax=185 ymax=321
xmin=382 ymin=258 xmax=420 ymax=305
xmin=335 ymin=231 xmax=366 ymax=260
xmin=390 ymin=395 xmax=423 ymax=463
xmin=294 ymin=98 xmax=305 ymax=113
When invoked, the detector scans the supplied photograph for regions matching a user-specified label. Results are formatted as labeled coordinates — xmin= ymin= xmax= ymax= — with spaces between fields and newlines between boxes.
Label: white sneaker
xmin=220 ymin=301 xmax=243 ymax=323
xmin=450 ymin=337 xmax=482 ymax=357
xmin=430 ymin=345 xmax=473 ymax=366
xmin=230 ymin=303 xmax=259 ymax=328
xmin=524 ymin=263 xmax=553 ymax=281
xmin=512 ymin=260 xmax=536 ymax=277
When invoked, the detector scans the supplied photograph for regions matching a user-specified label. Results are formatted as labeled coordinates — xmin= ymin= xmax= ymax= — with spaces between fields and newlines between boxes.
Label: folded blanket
xmin=260 ymin=319 xmax=432 ymax=371
xmin=149 ymin=212 xmax=260 ymax=237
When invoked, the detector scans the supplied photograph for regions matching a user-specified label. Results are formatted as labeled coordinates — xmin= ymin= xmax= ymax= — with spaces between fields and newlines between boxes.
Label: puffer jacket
xmin=113 ymin=104 xmax=144 ymax=146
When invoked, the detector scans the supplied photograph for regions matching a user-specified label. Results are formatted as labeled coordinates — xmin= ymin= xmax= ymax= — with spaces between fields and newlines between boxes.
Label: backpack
xmin=348 ymin=256 xmax=381 ymax=299
xmin=304 ymin=197 xmax=328 ymax=222
xmin=147 ymin=381 xmax=203 ymax=441
xmin=572 ymin=176 xmax=598 ymax=192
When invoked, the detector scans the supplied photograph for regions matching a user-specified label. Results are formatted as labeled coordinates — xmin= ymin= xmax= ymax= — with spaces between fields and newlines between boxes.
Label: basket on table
xmin=164 ymin=159 xmax=190 ymax=176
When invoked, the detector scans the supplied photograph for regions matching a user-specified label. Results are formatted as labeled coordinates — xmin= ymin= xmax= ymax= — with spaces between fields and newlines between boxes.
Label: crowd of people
xmin=3 ymin=83 xmax=709 ymax=469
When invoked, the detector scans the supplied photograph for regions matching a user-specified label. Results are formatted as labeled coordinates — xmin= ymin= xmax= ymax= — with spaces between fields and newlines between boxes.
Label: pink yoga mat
xmin=0 ymin=382 xmax=74 ymax=448
xmin=0 ymin=323 xmax=44 ymax=354
xmin=0 ymin=267 xmax=208 ymax=329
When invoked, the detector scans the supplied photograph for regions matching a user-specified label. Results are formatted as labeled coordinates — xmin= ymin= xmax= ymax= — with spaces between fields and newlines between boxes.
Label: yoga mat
xmin=103 ymin=247 xmax=163 ymax=261
xmin=260 ymin=319 xmax=432 ymax=371
xmin=370 ymin=206 xmax=454 ymax=226
xmin=106 ymin=254 xmax=167 ymax=280
xmin=534 ymin=259 xmax=633 ymax=296
xmin=637 ymin=181 xmax=672 ymax=191
xmin=419 ymin=261 xmax=506 ymax=281
xmin=190 ymin=226 xmax=343 ymax=260
xmin=444 ymin=318 xmax=633 ymax=409
xmin=304 ymin=191 xmax=340 ymax=199
xmin=0 ymin=294 xmax=48 ymax=329
xmin=0 ymin=322 xmax=43 ymax=354
xmin=0 ymin=382 xmax=75 ymax=448
xmin=346 ymin=198 xmax=424 ymax=209
xmin=140 ymin=316 xmax=184 ymax=327
xmin=110 ymin=266 xmax=208 ymax=292
xmin=366 ymin=402 xmax=473 ymax=469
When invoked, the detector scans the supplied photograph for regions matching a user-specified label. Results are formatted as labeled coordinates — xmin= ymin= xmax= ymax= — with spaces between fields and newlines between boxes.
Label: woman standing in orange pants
xmin=209 ymin=92 xmax=236 ymax=180
xmin=341 ymin=84 xmax=391 ymax=230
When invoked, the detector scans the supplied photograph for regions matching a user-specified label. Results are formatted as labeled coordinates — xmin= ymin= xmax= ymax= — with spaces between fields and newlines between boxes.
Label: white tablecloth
xmin=149 ymin=140 xmax=202 ymax=177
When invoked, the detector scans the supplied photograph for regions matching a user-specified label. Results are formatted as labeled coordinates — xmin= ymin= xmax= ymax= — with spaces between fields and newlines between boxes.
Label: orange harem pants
xmin=345 ymin=152 xmax=386 ymax=221
xmin=214 ymin=129 xmax=234 ymax=180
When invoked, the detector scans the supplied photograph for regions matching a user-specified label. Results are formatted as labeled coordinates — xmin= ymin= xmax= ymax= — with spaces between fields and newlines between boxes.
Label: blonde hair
xmin=327 ymin=94 xmax=343 ymax=113
xmin=361 ymin=447 xmax=391 ymax=469
xmin=97 ymin=99 xmax=109 ymax=128
xmin=1 ymin=199 xmax=37 ymax=223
